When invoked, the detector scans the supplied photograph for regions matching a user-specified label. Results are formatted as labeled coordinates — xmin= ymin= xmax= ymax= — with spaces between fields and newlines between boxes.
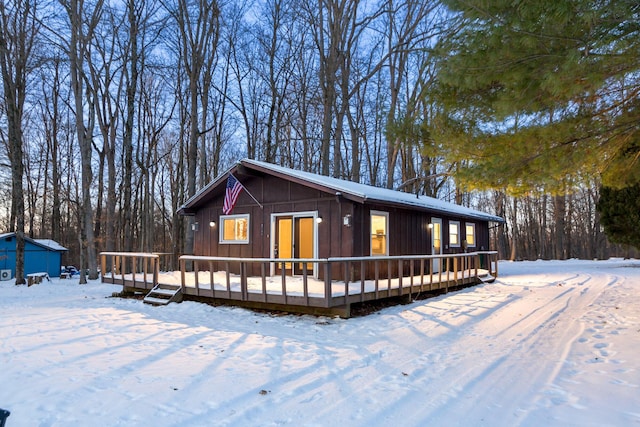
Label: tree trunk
xmin=64 ymin=0 xmax=103 ymax=282
xmin=0 ymin=0 xmax=40 ymax=285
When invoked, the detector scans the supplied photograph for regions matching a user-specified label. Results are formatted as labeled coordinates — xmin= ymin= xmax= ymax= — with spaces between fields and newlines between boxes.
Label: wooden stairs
xmin=143 ymin=284 xmax=183 ymax=306
xmin=478 ymin=273 xmax=496 ymax=283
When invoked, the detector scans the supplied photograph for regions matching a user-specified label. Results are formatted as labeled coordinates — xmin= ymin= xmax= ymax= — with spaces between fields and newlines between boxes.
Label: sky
xmin=1 ymin=258 xmax=639 ymax=426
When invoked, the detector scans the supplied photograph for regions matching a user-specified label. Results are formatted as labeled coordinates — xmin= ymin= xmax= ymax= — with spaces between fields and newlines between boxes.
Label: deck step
xmin=478 ymin=274 xmax=495 ymax=283
xmin=143 ymin=284 xmax=182 ymax=306
xmin=151 ymin=287 xmax=180 ymax=297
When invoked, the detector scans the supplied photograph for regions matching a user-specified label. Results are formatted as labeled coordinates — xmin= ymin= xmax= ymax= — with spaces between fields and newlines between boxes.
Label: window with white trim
xmin=465 ymin=223 xmax=476 ymax=247
xmin=370 ymin=211 xmax=389 ymax=256
xmin=449 ymin=221 xmax=460 ymax=247
xmin=220 ymin=214 xmax=250 ymax=244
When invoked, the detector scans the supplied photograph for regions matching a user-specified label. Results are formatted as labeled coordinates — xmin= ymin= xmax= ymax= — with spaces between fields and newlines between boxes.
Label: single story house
xmin=178 ymin=159 xmax=504 ymax=280
xmin=0 ymin=233 xmax=68 ymax=279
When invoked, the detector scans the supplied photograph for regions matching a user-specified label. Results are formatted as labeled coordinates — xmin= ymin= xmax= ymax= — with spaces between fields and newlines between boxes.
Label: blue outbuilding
xmin=0 ymin=233 xmax=68 ymax=280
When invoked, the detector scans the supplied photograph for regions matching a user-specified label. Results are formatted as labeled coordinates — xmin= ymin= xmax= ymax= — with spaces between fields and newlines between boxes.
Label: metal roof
xmin=180 ymin=159 xmax=505 ymax=223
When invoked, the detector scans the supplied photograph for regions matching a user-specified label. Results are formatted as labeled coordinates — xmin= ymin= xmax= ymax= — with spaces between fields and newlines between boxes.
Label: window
xmin=220 ymin=214 xmax=250 ymax=244
xmin=449 ymin=221 xmax=460 ymax=247
xmin=370 ymin=211 xmax=389 ymax=256
xmin=465 ymin=223 xmax=476 ymax=247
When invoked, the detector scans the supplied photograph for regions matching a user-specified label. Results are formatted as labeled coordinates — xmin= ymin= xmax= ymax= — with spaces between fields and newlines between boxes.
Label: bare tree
xmin=38 ymin=55 xmax=65 ymax=245
xmin=0 ymin=0 xmax=41 ymax=285
xmin=59 ymin=0 xmax=104 ymax=282
xmin=165 ymin=0 xmax=220 ymax=254
xmin=87 ymin=3 xmax=125 ymax=259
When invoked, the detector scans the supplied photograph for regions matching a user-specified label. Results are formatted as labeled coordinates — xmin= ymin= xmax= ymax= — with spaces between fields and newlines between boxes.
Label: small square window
xmin=220 ymin=214 xmax=250 ymax=244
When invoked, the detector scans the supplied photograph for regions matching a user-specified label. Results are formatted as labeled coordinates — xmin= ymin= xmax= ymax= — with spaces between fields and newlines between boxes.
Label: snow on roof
xmin=242 ymin=159 xmax=505 ymax=223
xmin=34 ymin=239 xmax=68 ymax=252
xmin=0 ymin=232 xmax=68 ymax=251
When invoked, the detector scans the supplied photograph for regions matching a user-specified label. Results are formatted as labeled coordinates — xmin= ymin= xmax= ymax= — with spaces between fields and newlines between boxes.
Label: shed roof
xmin=0 ymin=233 xmax=68 ymax=251
xmin=180 ymin=159 xmax=504 ymax=223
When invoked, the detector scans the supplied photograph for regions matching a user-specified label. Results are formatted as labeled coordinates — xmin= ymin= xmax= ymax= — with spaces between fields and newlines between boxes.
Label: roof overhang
xmin=178 ymin=159 xmax=506 ymax=224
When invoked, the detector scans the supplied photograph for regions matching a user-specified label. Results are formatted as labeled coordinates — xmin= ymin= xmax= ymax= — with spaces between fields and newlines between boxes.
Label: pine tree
xmin=597 ymin=185 xmax=640 ymax=250
xmin=435 ymin=0 xmax=640 ymax=193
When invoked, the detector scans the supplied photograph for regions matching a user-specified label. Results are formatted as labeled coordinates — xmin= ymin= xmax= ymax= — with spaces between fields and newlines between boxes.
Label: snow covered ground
xmin=1 ymin=258 xmax=639 ymax=427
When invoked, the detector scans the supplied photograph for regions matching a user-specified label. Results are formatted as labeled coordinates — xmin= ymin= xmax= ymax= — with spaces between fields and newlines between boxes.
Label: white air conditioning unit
xmin=0 ymin=269 xmax=11 ymax=281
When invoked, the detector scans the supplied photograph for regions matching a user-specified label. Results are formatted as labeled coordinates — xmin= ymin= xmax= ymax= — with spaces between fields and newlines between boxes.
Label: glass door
xmin=294 ymin=217 xmax=314 ymax=274
xmin=275 ymin=215 xmax=316 ymax=275
xmin=276 ymin=217 xmax=293 ymax=274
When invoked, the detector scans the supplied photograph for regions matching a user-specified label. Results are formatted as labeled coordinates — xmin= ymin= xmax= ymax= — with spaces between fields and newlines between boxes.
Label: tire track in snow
xmin=412 ymin=273 xmax=620 ymax=427
xmin=291 ymin=271 xmax=618 ymax=427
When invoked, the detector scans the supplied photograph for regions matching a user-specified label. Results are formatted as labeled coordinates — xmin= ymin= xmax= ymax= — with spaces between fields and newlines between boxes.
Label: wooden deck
xmin=101 ymin=251 xmax=499 ymax=317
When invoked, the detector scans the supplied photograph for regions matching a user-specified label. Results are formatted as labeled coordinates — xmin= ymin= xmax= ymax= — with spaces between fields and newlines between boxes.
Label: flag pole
xmin=231 ymin=173 xmax=263 ymax=209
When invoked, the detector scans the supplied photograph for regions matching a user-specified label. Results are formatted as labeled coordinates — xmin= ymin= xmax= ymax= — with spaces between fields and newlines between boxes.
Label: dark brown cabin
xmin=178 ymin=159 xmax=504 ymax=280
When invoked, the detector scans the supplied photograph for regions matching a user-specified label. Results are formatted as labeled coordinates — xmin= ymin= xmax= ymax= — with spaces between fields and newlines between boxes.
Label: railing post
xmin=374 ymin=260 xmax=380 ymax=298
xmin=119 ymin=255 xmax=124 ymax=276
xmin=241 ymin=262 xmax=248 ymax=301
xmin=261 ymin=262 xmax=268 ymax=302
xmin=324 ymin=262 xmax=332 ymax=307
xmin=360 ymin=260 xmax=366 ymax=303
xmin=398 ymin=259 xmax=403 ymax=296
xmin=180 ymin=257 xmax=186 ymax=292
xmin=154 ymin=256 xmax=159 ymax=287
xmin=453 ymin=256 xmax=458 ymax=284
xmin=209 ymin=260 xmax=215 ymax=297
xmin=281 ymin=261 xmax=287 ymax=304
xmin=475 ymin=254 xmax=479 ymax=281
xmin=343 ymin=261 xmax=350 ymax=301
xmin=493 ymin=253 xmax=499 ymax=278
xmin=143 ymin=257 xmax=149 ymax=288
xmin=225 ymin=262 xmax=231 ymax=298
xmin=194 ymin=259 xmax=200 ymax=295
xmin=302 ymin=263 xmax=309 ymax=305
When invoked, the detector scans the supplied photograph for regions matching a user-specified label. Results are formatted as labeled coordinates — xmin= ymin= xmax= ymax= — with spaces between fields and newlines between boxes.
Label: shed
xmin=0 ymin=233 xmax=68 ymax=279
xmin=179 ymin=159 xmax=504 ymax=279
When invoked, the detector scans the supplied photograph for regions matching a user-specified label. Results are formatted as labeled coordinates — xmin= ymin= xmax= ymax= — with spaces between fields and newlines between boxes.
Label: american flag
xmin=223 ymin=174 xmax=243 ymax=214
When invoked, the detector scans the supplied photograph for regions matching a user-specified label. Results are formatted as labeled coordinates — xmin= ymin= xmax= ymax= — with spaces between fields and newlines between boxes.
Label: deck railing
xmin=178 ymin=251 xmax=498 ymax=308
xmin=100 ymin=251 xmax=498 ymax=310
xmin=100 ymin=252 xmax=160 ymax=290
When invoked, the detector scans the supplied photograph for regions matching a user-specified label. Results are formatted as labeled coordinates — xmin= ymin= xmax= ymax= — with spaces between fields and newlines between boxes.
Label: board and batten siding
xmin=187 ymin=170 xmax=493 ymax=280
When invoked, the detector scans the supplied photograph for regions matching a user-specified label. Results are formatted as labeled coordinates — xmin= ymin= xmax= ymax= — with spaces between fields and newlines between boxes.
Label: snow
xmin=181 ymin=159 xmax=504 ymax=223
xmin=33 ymin=239 xmax=68 ymax=252
xmin=1 ymin=258 xmax=639 ymax=426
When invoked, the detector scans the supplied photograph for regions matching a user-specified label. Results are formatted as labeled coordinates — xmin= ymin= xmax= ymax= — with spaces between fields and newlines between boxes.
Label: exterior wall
xmin=186 ymin=173 xmax=493 ymax=279
xmin=352 ymin=204 xmax=490 ymax=256
xmin=0 ymin=238 xmax=64 ymax=278
xmin=189 ymin=174 xmax=356 ymax=275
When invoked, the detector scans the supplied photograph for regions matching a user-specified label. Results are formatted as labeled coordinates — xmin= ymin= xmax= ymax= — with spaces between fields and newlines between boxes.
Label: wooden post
xmin=100 ymin=255 xmax=106 ymax=282
xmin=240 ymin=262 xmax=248 ymax=301
xmin=360 ymin=260 xmax=366 ymax=303
xmin=209 ymin=260 xmax=215 ymax=298
xmin=194 ymin=259 xmax=200 ymax=295
xmin=324 ymin=262 xmax=332 ymax=307
xmin=281 ymin=261 xmax=287 ymax=304
xmin=302 ymin=263 xmax=309 ymax=305
xmin=398 ymin=259 xmax=403 ymax=296
xmin=180 ymin=257 xmax=186 ymax=292
xmin=152 ymin=257 xmax=156 ymax=287
xmin=261 ymin=262 xmax=267 ymax=303
xmin=343 ymin=261 xmax=349 ymax=302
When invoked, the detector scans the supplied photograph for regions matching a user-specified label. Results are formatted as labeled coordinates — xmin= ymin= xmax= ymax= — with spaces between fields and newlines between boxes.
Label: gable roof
xmin=180 ymin=159 xmax=504 ymax=223
xmin=0 ymin=233 xmax=68 ymax=252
